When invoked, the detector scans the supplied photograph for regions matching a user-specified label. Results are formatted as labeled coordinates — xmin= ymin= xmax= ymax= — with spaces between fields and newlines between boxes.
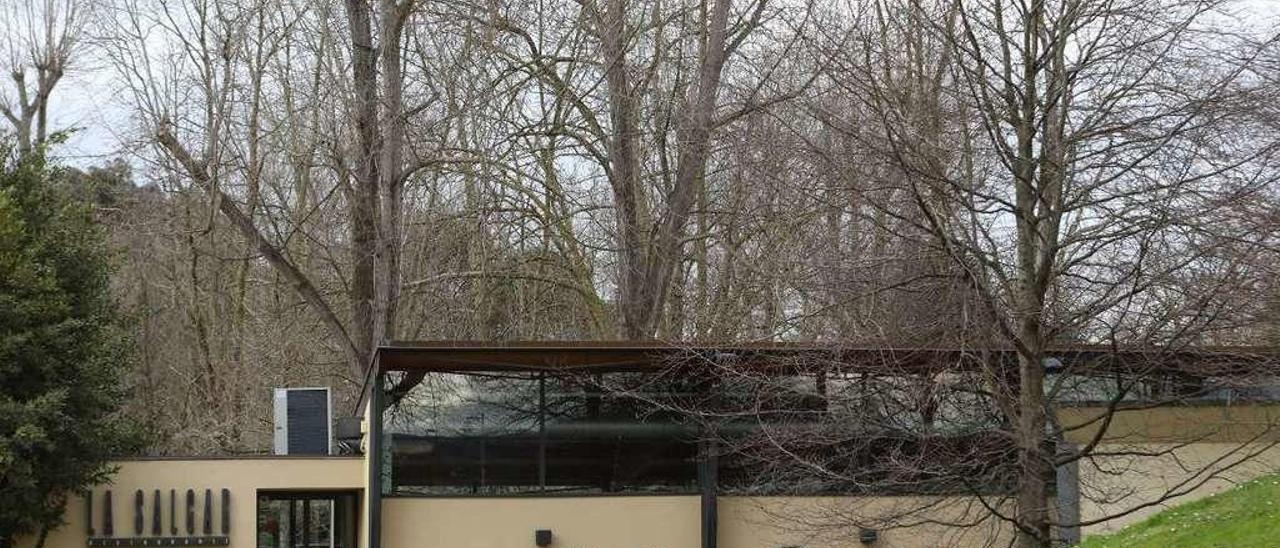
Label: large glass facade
xmin=710 ymin=371 xmax=1015 ymax=495
xmin=381 ymin=366 xmax=1018 ymax=497
xmin=384 ymin=372 xmax=701 ymax=495
xmin=374 ymin=348 xmax=1265 ymax=499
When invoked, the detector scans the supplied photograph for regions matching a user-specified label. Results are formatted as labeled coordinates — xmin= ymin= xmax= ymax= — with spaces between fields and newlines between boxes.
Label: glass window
xmin=384 ymin=372 xmax=700 ymax=495
xmin=382 ymin=368 xmax=1013 ymax=497
xmin=256 ymin=493 xmax=356 ymax=548
xmin=709 ymin=372 xmax=1014 ymax=495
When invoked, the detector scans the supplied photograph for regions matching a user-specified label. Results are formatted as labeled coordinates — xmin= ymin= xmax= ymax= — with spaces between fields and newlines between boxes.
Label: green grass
xmin=1079 ymin=473 xmax=1280 ymax=548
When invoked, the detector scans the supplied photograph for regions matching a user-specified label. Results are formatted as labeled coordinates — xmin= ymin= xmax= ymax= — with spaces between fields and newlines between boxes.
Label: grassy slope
xmin=1079 ymin=474 xmax=1280 ymax=548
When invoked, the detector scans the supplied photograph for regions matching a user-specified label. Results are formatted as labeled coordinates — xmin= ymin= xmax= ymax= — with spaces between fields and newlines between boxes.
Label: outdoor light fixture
xmin=858 ymin=527 xmax=879 ymax=544
xmin=534 ymin=529 xmax=553 ymax=547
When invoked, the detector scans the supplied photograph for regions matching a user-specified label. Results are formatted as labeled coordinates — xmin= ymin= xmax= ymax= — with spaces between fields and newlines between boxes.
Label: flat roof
xmin=375 ymin=340 xmax=1280 ymax=374
xmin=354 ymin=341 xmax=1280 ymax=416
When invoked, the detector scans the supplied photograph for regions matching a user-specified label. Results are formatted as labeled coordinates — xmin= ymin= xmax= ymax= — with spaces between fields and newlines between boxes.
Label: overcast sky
xmin=27 ymin=0 xmax=1280 ymax=169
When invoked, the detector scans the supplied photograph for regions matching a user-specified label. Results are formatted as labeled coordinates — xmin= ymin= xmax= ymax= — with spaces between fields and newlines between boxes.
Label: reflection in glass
xmin=385 ymin=372 xmax=700 ymax=495
xmin=256 ymin=493 xmax=356 ymax=548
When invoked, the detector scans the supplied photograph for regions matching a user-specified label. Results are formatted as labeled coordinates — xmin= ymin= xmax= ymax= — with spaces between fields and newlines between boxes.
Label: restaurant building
xmin=18 ymin=342 xmax=1280 ymax=548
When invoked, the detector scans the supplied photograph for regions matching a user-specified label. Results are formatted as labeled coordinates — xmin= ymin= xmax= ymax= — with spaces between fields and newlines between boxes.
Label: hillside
xmin=1080 ymin=474 xmax=1280 ymax=548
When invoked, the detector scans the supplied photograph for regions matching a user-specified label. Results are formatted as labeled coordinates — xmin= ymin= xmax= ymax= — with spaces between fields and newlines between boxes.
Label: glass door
xmin=256 ymin=492 xmax=357 ymax=548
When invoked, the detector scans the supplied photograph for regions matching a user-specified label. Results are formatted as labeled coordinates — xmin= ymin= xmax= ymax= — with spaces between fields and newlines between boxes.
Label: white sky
xmin=27 ymin=0 xmax=1280 ymax=168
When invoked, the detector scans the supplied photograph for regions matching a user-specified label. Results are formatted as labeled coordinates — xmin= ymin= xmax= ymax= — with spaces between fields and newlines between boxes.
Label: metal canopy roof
xmin=374 ymin=340 xmax=1280 ymax=375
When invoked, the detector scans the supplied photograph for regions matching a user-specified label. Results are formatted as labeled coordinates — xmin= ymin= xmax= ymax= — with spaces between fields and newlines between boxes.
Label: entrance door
xmin=256 ymin=492 xmax=358 ymax=548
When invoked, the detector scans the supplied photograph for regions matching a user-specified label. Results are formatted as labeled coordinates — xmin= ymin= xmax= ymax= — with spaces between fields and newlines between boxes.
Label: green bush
xmin=0 ymin=147 xmax=140 ymax=548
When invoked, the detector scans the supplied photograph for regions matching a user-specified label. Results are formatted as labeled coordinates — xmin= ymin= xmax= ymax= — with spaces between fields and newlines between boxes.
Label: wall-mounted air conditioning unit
xmin=272 ymin=387 xmax=331 ymax=455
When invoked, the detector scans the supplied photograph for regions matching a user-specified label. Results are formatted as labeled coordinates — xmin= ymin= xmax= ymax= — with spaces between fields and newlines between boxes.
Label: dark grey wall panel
xmin=286 ymin=389 xmax=330 ymax=455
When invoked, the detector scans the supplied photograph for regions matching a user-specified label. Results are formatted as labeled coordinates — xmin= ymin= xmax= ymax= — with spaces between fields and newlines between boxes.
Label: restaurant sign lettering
xmin=85 ymin=489 xmax=231 ymax=546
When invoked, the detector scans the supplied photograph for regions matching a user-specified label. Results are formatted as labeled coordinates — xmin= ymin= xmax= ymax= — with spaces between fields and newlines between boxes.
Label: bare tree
xmin=446 ymin=0 xmax=799 ymax=339
xmin=100 ymin=0 xmax=419 ymax=381
xmin=780 ymin=0 xmax=1280 ymax=545
xmin=0 ymin=0 xmax=84 ymax=157
xmin=70 ymin=17 xmax=1280 ymax=547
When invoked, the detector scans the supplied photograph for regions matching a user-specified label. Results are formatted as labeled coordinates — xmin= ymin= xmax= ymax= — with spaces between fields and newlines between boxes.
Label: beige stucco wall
xmin=1076 ymin=442 xmax=1280 ymax=536
xmin=719 ymin=496 xmax=1013 ymax=548
xmin=19 ymin=403 xmax=1280 ymax=548
xmin=17 ymin=457 xmax=364 ymax=548
xmin=382 ymin=496 xmax=700 ymax=548
xmin=1059 ymin=405 xmax=1280 ymax=536
xmin=380 ymin=496 xmax=1014 ymax=548
xmin=1059 ymin=404 xmax=1280 ymax=445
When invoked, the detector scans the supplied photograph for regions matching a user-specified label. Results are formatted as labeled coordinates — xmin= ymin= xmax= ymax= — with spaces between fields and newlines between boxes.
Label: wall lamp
xmin=535 ymin=529 xmax=553 ymax=547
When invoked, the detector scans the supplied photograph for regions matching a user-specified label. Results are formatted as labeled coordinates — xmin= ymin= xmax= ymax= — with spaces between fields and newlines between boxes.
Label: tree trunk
xmin=344 ymin=0 xmax=382 ymax=373
xmin=155 ymin=128 xmax=363 ymax=378
xmin=1015 ymin=338 xmax=1051 ymax=547
xmin=33 ymin=524 xmax=50 ymax=548
xmin=378 ymin=0 xmax=412 ymax=344
xmin=598 ymin=0 xmax=649 ymax=339
xmin=600 ymin=0 xmax=735 ymax=339
xmin=635 ymin=0 xmax=733 ymax=338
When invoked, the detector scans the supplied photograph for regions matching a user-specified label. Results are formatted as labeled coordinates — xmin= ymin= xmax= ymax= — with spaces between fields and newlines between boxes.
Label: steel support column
xmin=1056 ymin=443 xmax=1081 ymax=545
xmin=699 ymin=438 xmax=718 ymax=548
xmin=366 ymin=359 xmax=384 ymax=548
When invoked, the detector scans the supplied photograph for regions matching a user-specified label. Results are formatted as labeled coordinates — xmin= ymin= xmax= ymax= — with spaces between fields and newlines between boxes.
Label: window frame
xmin=381 ymin=370 xmax=704 ymax=497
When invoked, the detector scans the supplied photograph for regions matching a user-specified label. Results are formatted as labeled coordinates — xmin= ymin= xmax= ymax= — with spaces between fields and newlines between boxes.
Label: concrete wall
xmin=380 ymin=496 xmax=1014 ymax=548
xmin=1061 ymin=404 xmax=1280 ymax=536
xmin=15 ymin=457 xmax=1016 ymax=548
xmin=17 ymin=457 xmax=364 ymax=548
xmin=1059 ymin=404 xmax=1280 ymax=445
xmin=1076 ymin=442 xmax=1280 ymax=535
xmin=381 ymin=497 xmax=699 ymax=548
xmin=719 ymin=496 xmax=1013 ymax=548
xmin=19 ymin=404 xmax=1280 ymax=548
